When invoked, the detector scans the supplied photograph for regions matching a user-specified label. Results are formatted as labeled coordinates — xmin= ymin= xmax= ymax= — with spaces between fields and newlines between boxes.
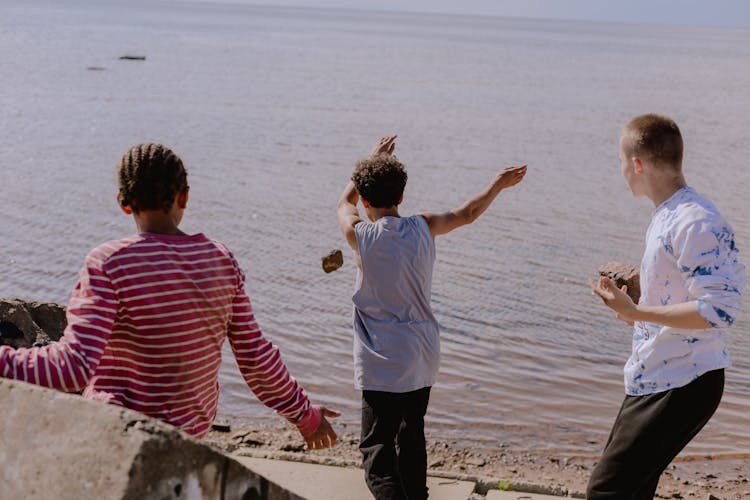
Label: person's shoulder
xmin=206 ymin=238 xmax=234 ymax=258
xmin=85 ymin=234 xmax=146 ymax=265
xmin=406 ymin=214 xmax=434 ymax=239
xmin=195 ymin=237 xmax=244 ymax=274
xmin=673 ymin=189 xmax=727 ymax=230
xmin=87 ymin=234 xmax=231 ymax=265
xmin=666 ymin=189 xmax=737 ymax=250
xmin=354 ymin=219 xmax=377 ymax=237
xmin=409 ymin=214 xmax=429 ymax=227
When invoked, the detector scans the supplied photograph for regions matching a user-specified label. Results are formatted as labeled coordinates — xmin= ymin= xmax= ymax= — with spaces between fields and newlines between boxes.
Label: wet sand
xmin=205 ymin=422 xmax=750 ymax=498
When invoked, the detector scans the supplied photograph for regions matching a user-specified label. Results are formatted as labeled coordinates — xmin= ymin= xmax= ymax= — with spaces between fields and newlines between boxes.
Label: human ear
xmin=361 ymin=197 xmax=371 ymax=209
xmin=632 ymin=157 xmax=644 ymax=174
xmin=117 ymin=194 xmax=133 ymax=215
xmin=177 ymin=187 xmax=189 ymax=209
xmin=397 ymin=195 xmax=403 ymax=206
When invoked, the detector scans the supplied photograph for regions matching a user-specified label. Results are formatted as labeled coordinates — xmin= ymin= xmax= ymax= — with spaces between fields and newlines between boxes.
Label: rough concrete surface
xmin=233 ymin=456 xmax=476 ymax=500
xmin=486 ymin=491 xmax=568 ymax=500
xmin=0 ymin=378 xmax=301 ymax=500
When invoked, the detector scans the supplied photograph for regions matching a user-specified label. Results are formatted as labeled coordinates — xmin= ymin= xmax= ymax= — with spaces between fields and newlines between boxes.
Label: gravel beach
xmin=205 ymin=422 xmax=750 ymax=499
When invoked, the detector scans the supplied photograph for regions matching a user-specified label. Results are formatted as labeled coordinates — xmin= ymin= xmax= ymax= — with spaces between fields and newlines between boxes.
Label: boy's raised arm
xmin=336 ymin=181 xmax=363 ymax=251
xmin=336 ymin=135 xmax=397 ymax=251
xmin=422 ymin=165 xmax=527 ymax=237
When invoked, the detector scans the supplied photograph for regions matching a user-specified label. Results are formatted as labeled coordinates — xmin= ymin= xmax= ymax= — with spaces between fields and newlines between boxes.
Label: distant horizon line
xmin=169 ymin=0 xmax=750 ymax=30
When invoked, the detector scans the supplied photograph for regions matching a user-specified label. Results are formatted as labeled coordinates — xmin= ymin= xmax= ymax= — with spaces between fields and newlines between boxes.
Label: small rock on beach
xmin=0 ymin=298 xmax=66 ymax=348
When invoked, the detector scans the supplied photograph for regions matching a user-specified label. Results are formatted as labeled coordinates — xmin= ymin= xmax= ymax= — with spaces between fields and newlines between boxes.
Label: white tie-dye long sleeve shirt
xmin=625 ymin=187 xmax=745 ymax=396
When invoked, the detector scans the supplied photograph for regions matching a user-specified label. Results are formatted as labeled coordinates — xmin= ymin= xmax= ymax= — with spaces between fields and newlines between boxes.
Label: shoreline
xmin=2 ymin=297 xmax=747 ymax=497
xmin=205 ymin=422 xmax=750 ymax=498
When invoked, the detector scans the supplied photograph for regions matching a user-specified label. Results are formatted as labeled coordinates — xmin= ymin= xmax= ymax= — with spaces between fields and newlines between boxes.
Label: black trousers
xmin=587 ymin=369 xmax=724 ymax=499
xmin=360 ymin=387 xmax=431 ymax=500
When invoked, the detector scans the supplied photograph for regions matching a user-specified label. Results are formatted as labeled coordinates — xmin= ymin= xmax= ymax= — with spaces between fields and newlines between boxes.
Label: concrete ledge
xmin=0 ymin=379 xmax=302 ymax=500
xmin=233 ymin=456 xmax=476 ymax=500
xmin=486 ymin=491 xmax=569 ymax=500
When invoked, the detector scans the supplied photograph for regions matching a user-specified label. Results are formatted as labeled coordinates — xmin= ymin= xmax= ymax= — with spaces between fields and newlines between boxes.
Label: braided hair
xmin=117 ymin=143 xmax=188 ymax=213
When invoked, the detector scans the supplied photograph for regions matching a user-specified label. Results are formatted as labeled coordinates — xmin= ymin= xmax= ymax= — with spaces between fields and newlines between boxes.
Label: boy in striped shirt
xmin=0 ymin=143 xmax=338 ymax=448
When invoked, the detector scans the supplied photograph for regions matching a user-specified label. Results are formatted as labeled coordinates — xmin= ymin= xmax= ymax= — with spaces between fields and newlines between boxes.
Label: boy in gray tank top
xmin=337 ymin=135 xmax=526 ymax=499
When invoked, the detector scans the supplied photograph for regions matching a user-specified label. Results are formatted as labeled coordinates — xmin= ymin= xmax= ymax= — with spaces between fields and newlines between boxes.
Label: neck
xmin=368 ymin=206 xmax=400 ymax=220
xmin=133 ymin=211 xmax=186 ymax=236
xmin=648 ymin=173 xmax=687 ymax=207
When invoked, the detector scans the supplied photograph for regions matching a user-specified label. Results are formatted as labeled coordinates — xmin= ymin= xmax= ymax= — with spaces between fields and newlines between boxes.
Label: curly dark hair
xmin=117 ymin=143 xmax=188 ymax=213
xmin=351 ymin=155 xmax=407 ymax=208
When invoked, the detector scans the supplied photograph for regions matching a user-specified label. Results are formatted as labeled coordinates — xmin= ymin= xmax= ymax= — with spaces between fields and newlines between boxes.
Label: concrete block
xmin=0 ymin=379 xmax=302 ymax=500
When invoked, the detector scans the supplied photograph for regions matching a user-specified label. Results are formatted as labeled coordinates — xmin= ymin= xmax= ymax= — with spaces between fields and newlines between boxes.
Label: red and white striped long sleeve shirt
xmin=0 ymin=232 xmax=320 ymax=438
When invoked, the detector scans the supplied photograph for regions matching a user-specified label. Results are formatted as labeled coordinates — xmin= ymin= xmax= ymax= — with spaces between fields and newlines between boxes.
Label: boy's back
xmin=337 ymin=135 xmax=526 ymax=500
xmin=80 ymin=232 xmax=239 ymax=436
xmin=353 ymin=214 xmax=439 ymax=392
xmin=1 ymin=143 xmax=339 ymax=447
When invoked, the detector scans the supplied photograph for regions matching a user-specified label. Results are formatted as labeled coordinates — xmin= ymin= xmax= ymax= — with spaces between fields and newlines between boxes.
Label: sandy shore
xmin=205 ymin=422 xmax=750 ymax=498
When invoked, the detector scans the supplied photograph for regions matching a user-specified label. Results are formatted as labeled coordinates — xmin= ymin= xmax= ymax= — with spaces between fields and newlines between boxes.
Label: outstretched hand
xmin=304 ymin=406 xmax=341 ymax=450
xmin=589 ymin=276 xmax=636 ymax=326
xmin=495 ymin=165 xmax=527 ymax=189
xmin=370 ymin=134 xmax=397 ymax=158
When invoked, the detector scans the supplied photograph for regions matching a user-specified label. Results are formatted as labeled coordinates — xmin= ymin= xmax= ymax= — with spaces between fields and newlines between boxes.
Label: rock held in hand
xmin=598 ymin=262 xmax=641 ymax=303
xmin=322 ymin=249 xmax=344 ymax=273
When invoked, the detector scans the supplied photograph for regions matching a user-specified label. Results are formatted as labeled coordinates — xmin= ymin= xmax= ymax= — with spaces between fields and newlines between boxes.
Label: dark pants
xmin=587 ymin=369 xmax=724 ymax=499
xmin=360 ymin=387 xmax=431 ymax=500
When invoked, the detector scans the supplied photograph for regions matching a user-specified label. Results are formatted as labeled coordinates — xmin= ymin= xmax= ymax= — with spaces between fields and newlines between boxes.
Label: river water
xmin=2 ymin=0 xmax=749 ymax=457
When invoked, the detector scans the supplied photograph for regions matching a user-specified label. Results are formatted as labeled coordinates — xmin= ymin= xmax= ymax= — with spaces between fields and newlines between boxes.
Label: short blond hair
xmin=622 ymin=114 xmax=683 ymax=169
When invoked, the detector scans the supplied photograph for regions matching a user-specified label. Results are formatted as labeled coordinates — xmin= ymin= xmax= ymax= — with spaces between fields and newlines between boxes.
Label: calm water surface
xmin=2 ymin=0 xmax=749 ymax=457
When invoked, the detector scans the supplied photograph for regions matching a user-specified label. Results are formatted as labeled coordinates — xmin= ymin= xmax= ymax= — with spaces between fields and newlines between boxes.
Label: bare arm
xmin=336 ymin=135 xmax=398 ymax=251
xmin=590 ymin=276 xmax=711 ymax=329
xmin=422 ymin=165 xmax=527 ymax=237
xmin=336 ymin=181 xmax=363 ymax=251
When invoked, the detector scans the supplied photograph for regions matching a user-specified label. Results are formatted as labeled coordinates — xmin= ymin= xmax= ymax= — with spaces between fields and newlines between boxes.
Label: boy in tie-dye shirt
xmin=588 ymin=114 xmax=744 ymax=499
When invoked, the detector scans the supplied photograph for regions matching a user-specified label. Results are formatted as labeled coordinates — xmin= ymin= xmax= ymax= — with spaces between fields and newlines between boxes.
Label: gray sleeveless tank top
xmin=352 ymin=215 xmax=440 ymax=392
